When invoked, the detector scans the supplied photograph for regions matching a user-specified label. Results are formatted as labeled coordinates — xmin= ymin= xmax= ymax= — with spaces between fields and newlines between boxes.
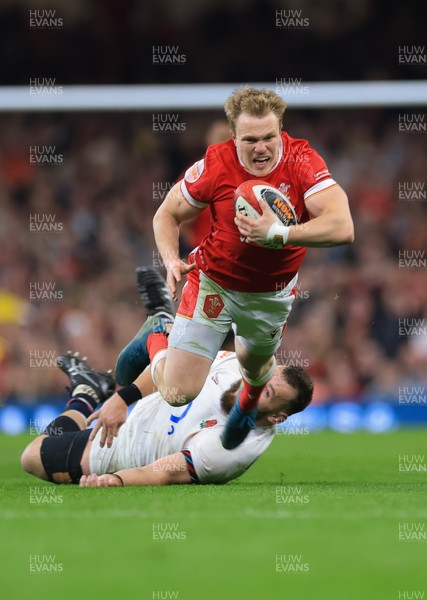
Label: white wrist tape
xmin=266 ymin=222 xmax=290 ymax=246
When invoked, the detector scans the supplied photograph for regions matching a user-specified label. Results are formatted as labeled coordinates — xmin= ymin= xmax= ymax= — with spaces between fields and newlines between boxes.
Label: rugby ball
xmin=234 ymin=180 xmax=297 ymax=249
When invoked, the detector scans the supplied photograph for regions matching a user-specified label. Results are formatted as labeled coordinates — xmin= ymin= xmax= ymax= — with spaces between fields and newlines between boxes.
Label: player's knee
xmin=238 ymin=352 xmax=274 ymax=378
xmin=162 ymin=384 xmax=198 ymax=407
xmin=21 ymin=439 xmax=48 ymax=480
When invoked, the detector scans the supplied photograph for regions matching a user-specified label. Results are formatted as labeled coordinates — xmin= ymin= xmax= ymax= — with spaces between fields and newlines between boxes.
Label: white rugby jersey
xmin=89 ymin=351 xmax=275 ymax=483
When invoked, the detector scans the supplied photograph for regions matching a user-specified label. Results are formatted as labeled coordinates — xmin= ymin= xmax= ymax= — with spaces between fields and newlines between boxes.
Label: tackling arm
xmin=88 ymin=366 xmax=156 ymax=448
xmin=79 ymin=452 xmax=192 ymax=487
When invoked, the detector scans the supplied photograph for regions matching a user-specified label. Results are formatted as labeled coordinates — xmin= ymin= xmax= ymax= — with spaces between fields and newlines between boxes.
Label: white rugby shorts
xmin=168 ymin=268 xmax=297 ymax=360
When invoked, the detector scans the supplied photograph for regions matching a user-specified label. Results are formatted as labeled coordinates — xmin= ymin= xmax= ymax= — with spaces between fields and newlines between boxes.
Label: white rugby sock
xmin=151 ymin=349 xmax=168 ymax=387
xmin=240 ymin=357 xmax=276 ymax=387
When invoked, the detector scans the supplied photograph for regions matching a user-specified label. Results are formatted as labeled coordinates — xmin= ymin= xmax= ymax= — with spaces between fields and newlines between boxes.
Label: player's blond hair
xmin=224 ymin=86 xmax=286 ymax=133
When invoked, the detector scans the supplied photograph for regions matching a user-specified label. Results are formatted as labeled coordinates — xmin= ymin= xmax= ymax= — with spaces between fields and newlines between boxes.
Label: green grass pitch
xmin=1 ymin=430 xmax=426 ymax=600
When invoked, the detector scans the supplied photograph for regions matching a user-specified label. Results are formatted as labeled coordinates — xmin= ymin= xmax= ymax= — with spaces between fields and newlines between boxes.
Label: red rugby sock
xmin=147 ymin=333 xmax=168 ymax=362
xmin=238 ymin=378 xmax=266 ymax=412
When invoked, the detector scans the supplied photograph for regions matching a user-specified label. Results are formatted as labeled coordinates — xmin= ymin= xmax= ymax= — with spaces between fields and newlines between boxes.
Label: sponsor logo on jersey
xmin=185 ymin=159 xmax=205 ymax=183
xmin=200 ymin=419 xmax=218 ymax=429
xmin=203 ymin=294 xmax=224 ymax=318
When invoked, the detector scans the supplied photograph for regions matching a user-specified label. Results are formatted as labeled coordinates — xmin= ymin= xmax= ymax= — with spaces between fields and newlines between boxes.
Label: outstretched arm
xmin=79 ymin=452 xmax=191 ymax=487
xmin=88 ymin=366 xmax=156 ymax=448
xmin=153 ymin=182 xmax=202 ymax=300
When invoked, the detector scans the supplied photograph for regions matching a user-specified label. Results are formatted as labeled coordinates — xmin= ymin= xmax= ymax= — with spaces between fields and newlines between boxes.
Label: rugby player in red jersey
xmin=115 ymin=86 xmax=354 ymax=449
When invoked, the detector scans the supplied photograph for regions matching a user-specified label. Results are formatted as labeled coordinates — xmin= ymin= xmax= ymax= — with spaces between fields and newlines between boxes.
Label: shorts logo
xmin=203 ymin=294 xmax=224 ymax=318
xmin=269 ymin=328 xmax=279 ymax=338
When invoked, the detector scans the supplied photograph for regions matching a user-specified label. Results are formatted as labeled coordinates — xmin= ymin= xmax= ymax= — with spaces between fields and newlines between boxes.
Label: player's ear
xmin=267 ymin=412 xmax=288 ymax=425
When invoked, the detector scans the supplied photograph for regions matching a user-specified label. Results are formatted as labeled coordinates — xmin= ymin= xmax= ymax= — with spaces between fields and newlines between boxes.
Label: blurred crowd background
xmin=0 ymin=108 xmax=426 ymax=405
xmin=0 ymin=0 xmax=426 ymax=408
xmin=0 ymin=0 xmax=425 ymax=84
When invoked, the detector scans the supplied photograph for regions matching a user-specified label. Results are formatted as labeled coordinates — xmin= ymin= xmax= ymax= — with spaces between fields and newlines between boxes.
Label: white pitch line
xmin=243 ymin=508 xmax=427 ymax=520
xmin=0 ymin=509 xmax=150 ymax=520
xmin=1 ymin=508 xmax=427 ymax=520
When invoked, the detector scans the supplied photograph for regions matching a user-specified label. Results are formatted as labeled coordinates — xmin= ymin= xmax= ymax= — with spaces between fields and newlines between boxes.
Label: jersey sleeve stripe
xmin=303 ymin=178 xmax=337 ymax=201
xmin=181 ymin=449 xmax=200 ymax=484
xmin=180 ymin=180 xmax=209 ymax=209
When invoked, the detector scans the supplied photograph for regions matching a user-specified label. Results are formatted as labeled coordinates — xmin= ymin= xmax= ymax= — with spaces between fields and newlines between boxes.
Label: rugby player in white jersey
xmin=20 ymin=270 xmax=313 ymax=487
xmin=20 ymin=349 xmax=312 ymax=487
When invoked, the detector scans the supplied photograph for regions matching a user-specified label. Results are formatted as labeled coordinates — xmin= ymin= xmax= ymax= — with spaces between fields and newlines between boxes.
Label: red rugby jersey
xmin=180 ymin=131 xmax=336 ymax=292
